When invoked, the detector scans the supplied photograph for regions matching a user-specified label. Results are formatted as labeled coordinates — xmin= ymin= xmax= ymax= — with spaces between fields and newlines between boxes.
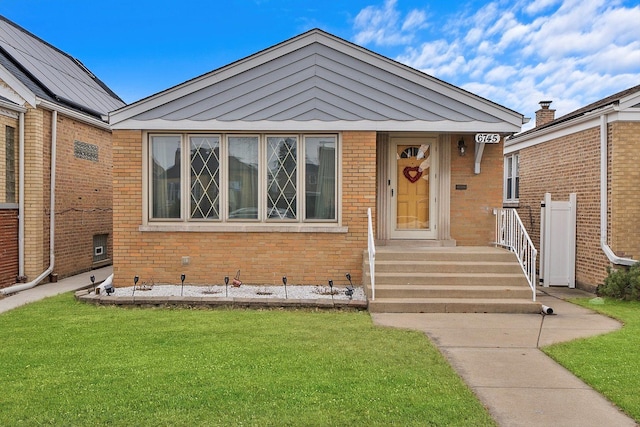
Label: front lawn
xmin=0 ymin=294 xmax=495 ymax=426
xmin=543 ymin=298 xmax=640 ymax=422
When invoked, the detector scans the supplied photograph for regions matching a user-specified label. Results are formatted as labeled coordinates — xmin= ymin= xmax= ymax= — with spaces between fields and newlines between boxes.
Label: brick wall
xmin=0 ymin=209 xmax=18 ymax=288
xmin=0 ymin=112 xmax=19 ymax=288
xmin=112 ymin=130 xmax=376 ymax=287
xmin=20 ymin=108 xmax=113 ymax=283
xmin=49 ymin=113 xmax=113 ymax=279
xmin=610 ymin=121 xmax=640 ymax=259
xmin=516 ymin=125 xmax=609 ymax=290
xmin=450 ymin=135 xmax=504 ymax=245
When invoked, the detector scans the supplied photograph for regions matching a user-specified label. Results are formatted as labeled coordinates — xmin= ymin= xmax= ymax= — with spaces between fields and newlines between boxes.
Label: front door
xmin=390 ymin=137 xmax=437 ymax=239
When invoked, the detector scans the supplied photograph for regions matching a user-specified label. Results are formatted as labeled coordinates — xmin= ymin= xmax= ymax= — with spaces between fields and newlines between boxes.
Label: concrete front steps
xmin=364 ymin=246 xmax=541 ymax=313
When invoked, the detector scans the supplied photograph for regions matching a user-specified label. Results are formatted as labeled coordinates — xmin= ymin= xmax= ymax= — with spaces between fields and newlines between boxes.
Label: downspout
xmin=600 ymin=113 xmax=636 ymax=266
xmin=18 ymin=110 xmax=25 ymax=277
xmin=2 ymin=110 xmax=57 ymax=294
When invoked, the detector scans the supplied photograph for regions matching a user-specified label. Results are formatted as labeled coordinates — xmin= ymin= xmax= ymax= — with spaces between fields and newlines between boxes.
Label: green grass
xmin=0 ymin=294 xmax=495 ymax=426
xmin=543 ymin=298 xmax=640 ymax=422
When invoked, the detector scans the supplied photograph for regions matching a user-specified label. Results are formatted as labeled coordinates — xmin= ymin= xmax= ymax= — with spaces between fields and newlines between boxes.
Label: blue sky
xmin=3 ymin=0 xmax=640 ymax=129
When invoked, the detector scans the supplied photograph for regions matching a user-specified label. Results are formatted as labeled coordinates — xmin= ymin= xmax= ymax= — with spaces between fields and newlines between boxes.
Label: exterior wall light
xmin=458 ymin=138 xmax=467 ymax=156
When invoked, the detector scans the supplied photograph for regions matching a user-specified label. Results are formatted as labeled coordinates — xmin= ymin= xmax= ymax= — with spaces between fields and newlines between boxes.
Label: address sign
xmin=475 ymin=133 xmax=500 ymax=143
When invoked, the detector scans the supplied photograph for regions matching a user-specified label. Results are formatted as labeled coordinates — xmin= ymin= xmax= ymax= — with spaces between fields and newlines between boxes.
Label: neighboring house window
xmin=504 ymin=153 xmax=519 ymax=202
xmin=5 ymin=126 xmax=16 ymax=203
xmin=149 ymin=134 xmax=338 ymax=223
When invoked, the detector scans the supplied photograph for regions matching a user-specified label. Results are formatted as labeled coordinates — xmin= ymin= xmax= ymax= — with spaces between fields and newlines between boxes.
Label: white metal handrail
xmin=494 ymin=208 xmax=537 ymax=301
xmin=367 ymin=207 xmax=376 ymax=301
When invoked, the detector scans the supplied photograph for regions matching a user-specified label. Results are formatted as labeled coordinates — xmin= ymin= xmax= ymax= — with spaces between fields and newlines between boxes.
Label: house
xmin=109 ymin=29 xmax=535 ymax=311
xmin=504 ymin=85 xmax=640 ymax=292
xmin=0 ymin=16 xmax=125 ymax=292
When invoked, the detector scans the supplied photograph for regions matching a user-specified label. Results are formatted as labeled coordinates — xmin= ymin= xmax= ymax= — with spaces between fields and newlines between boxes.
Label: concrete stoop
xmin=364 ymin=246 xmax=541 ymax=314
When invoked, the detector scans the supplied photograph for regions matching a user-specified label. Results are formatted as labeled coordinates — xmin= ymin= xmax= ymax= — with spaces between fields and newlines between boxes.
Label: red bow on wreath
xmin=403 ymin=166 xmax=422 ymax=183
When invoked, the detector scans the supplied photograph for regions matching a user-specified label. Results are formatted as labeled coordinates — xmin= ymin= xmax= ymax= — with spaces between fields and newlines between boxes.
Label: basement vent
xmin=93 ymin=234 xmax=108 ymax=262
xmin=74 ymin=140 xmax=99 ymax=162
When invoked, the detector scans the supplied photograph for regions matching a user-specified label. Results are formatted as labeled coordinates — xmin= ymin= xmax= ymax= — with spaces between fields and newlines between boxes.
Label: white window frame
xmin=504 ymin=152 xmax=519 ymax=204
xmin=142 ymin=132 xmax=344 ymax=232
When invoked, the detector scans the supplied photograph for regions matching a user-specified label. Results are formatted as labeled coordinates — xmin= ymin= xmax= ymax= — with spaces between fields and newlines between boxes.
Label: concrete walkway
xmin=372 ymin=288 xmax=638 ymax=427
xmin=0 ymin=266 xmax=112 ymax=314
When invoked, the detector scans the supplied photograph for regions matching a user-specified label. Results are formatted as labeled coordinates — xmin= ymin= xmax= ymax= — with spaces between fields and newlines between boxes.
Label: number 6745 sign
xmin=474 ymin=133 xmax=500 ymax=143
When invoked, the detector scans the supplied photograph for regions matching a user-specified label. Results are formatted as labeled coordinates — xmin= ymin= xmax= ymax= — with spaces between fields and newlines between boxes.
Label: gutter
xmin=600 ymin=113 xmax=636 ymax=266
xmin=1 ymin=110 xmax=58 ymax=294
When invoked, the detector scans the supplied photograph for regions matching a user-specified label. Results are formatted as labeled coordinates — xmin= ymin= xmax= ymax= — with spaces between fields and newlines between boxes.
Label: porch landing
xmin=364 ymin=246 xmax=541 ymax=314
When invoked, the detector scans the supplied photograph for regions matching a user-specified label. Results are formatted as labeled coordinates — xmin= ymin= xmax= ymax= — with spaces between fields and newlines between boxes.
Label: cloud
xmin=353 ymin=0 xmax=427 ymax=46
xmin=352 ymin=0 xmax=640 ymax=125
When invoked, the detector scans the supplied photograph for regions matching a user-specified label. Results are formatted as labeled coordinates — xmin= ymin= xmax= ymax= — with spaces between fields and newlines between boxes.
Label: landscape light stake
xmin=224 ymin=276 xmax=229 ymax=297
xmin=90 ymin=275 xmax=96 ymax=294
xmin=328 ymin=279 xmax=334 ymax=305
xmin=345 ymin=273 xmax=354 ymax=300
xmin=133 ymin=275 xmax=139 ymax=297
xmin=181 ymin=274 xmax=186 ymax=296
xmin=282 ymin=276 xmax=288 ymax=299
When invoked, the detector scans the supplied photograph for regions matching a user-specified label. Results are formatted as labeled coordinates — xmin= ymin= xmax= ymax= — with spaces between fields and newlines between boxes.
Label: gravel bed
xmin=108 ymin=284 xmax=366 ymax=301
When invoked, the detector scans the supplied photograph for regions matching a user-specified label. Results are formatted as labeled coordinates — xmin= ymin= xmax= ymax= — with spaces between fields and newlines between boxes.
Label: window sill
xmin=139 ymin=223 xmax=349 ymax=233
xmin=503 ymin=201 xmax=520 ymax=208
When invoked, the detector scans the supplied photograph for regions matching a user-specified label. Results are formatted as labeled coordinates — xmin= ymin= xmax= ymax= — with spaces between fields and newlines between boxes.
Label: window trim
xmin=503 ymin=152 xmax=519 ymax=205
xmin=143 ymin=132 xmax=343 ymax=232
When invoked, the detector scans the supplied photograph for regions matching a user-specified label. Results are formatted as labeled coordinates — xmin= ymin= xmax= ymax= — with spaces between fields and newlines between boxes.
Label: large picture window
xmin=149 ymin=133 xmax=338 ymax=224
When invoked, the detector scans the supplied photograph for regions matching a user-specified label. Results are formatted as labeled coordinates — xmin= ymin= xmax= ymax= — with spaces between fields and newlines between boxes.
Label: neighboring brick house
xmin=0 ymin=16 xmax=125 ymax=292
xmin=504 ymin=85 xmax=640 ymax=291
xmin=108 ymin=29 xmax=525 ymax=287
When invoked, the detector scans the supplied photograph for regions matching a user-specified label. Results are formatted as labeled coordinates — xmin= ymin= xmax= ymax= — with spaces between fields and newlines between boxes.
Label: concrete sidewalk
xmin=0 ymin=266 xmax=112 ymax=314
xmin=372 ymin=288 xmax=638 ymax=427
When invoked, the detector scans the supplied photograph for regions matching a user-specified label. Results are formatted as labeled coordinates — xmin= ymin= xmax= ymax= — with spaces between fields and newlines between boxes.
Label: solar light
xmin=282 ymin=276 xmax=288 ymax=299
xmin=328 ymin=279 xmax=334 ymax=304
xmin=133 ymin=275 xmax=139 ymax=297
xmin=345 ymin=286 xmax=354 ymax=299
xmin=181 ymin=274 xmax=186 ymax=296
xmin=345 ymin=273 xmax=354 ymax=299
xmin=90 ymin=275 xmax=96 ymax=293
xmin=104 ymin=282 xmax=115 ymax=295
xmin=224 ymin=276 xmax=229 ymax=297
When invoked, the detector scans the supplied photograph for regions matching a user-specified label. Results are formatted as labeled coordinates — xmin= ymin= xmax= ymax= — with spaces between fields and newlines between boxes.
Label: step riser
xmin=373 ymin=288 xmax=532 ymax=299
xmin=373 ymin=263 xmax=523 ymax=274
xmin=368 ymin=301 xmax=541 ymax=313
xmin=374 ymin=253 xmax=518 ymax=263
xmin=373 ymin=275 xmax=528 ymax=286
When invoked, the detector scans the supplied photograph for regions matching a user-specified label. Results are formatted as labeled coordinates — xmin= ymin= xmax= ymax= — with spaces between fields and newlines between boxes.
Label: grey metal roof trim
xmin=111 ymin=28 xmax=523 ymax=128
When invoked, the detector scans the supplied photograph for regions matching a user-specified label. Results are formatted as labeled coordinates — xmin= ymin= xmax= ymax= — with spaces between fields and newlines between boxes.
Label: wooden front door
xmin=390 ymin=138 xmax=437 ymax=239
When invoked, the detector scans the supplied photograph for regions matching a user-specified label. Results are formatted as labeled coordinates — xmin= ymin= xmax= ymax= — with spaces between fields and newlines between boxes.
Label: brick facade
xmin=451 ymin=135 xmax=504 ymax=246
xmin=49 ymin=113 xmax=113 ymax=278
xmin=0 ymin=209 xmax=18 ymax=287
xmin=610 ymin=121 xmax=640 ymax=259
xmin=0 ymin=106 xmax=113 ymax=289
xmin=0 ymin=111 xmax=20 ymax=287
xmin=514 ymin=120 xmax=640 ymax=291
xmin=112 ymin=130 xmax=376 ymax=287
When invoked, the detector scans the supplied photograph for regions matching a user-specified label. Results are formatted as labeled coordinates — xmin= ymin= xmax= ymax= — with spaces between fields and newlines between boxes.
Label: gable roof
xmin=110 ymin=29 xmax=523 ymax=133
xmin=509 ymin=84 xmax=640 ymax=142
xmin=0 ymin=15 xmax=125 ymax=118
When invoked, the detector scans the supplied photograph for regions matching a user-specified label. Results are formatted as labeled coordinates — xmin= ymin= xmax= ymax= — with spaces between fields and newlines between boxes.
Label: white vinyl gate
xmin=540 ymin=193 xmax=576 ymax=288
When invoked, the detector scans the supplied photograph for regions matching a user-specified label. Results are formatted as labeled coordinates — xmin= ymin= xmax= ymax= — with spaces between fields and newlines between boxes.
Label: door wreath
xmin=403 ymin=166 xmax=422 ymax=183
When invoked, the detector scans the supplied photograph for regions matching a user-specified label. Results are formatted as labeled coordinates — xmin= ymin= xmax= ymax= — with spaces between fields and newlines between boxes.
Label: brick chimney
xmin=535 ymin=100 xmax=555 ymax=127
